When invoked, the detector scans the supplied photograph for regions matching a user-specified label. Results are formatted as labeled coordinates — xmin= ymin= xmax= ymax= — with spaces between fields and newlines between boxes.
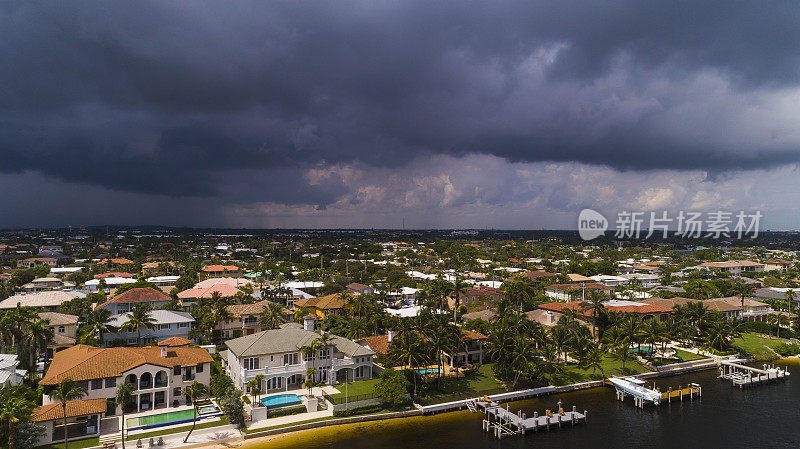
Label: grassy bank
xmin=732 ymin=332 xmax=789 ymax=361
xmin=328 ymin=378 xmax=380 ymax=401
xmin=551 ymin=355 xmax=649 ymax=385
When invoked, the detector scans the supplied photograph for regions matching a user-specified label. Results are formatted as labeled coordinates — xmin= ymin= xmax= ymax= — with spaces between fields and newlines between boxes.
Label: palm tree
xmin=584 ymin=346 xmax=605 ymax=377
xmin=120 ymin=303 xmax=156 ymax=345
xmin=115 ymin=381 xmax=135 ymax=449
xmin=387 ymin=330 xmax=429 ymax=397
xmin=258 ymin=302 xmax=286 ymax=330
xmin=537 ymin=344 xmax=564 ymax=384
xmin=82 ymin=308 xmax=116 ymax=345
xmin=732 ymin=280 xmax=753 ymax=311
xmin=182 ymin=381 xmax=208 ymax=443
xmin=1 ymin=395 xmax=34 ymax=449
xmin=50 ymin=378 xmax=87 ymax=449
xmin=612 ymin=344 xmax=634 ymax=371
xmin=22 ymin=318 xmax=53 ymax=367
xmin=451 ymin=277 xmax=466 ymax=322
xmin=581 ymin=291 xmax=606 ymax=340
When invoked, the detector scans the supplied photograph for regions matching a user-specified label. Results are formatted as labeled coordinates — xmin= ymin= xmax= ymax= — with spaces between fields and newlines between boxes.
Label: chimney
xmin=303 ymin=315 xmax=315 ymax=331
xmin=546 ymin=311 xmax=555 ymax=325
xmin=160 ymin=346 xmax=168 ymax=357
xmin=387 ymin=330 xmax=396 ymax=342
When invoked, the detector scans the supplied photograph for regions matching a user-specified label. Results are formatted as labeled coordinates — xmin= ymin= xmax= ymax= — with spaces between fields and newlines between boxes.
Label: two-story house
xmin=104 ymin=310 xmax=194 ymax=346
xmin=224 ymin=317 xmax=375 ymax=394
xmin=217 ymin=301 xmax=274 ymax=339
xmin=40 ymin=312 xmax=79 ymax=358
xmin=293 ymin=292 xmax=349 ymax=320
xmin=96 ymin=287 xmax=174 ymax=314
xmin=40 ymin=342 xmax=213 ymax=415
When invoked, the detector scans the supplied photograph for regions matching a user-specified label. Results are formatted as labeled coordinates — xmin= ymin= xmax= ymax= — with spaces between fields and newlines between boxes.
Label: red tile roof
xmin=32 ymin=398 xmax=107 ymax=422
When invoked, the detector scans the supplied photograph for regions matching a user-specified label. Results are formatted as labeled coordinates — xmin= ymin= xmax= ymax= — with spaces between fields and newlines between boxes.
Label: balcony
xmin=241 ymin=363 xmax=308 ymax=381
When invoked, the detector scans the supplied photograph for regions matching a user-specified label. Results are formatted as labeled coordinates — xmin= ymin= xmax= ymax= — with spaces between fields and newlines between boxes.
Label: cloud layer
xmin=1 ymin=1 xmax=800 ymax=227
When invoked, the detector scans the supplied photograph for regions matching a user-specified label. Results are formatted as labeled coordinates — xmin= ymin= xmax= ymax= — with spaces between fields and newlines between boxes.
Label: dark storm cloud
xmin=2 ymin=1 xmax=800 ymax=201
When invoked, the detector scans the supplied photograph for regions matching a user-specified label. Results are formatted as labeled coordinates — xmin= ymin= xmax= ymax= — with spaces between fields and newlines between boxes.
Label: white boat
xmin=608 ymin=377 xmax=662 ymax=405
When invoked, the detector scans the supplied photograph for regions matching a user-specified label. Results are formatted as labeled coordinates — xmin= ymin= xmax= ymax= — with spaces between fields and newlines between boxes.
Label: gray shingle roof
xmin=225 ymin=327 xmax=374 ymax=358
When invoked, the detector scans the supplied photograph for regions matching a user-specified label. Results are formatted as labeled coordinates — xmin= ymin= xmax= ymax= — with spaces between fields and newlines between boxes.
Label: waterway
xmin=255 ymin=360 xmax=800 ymax=449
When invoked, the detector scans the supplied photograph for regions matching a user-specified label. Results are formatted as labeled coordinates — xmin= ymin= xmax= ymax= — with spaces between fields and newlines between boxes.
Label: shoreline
xmin=120 ymin=355 xmax=798 ymax=449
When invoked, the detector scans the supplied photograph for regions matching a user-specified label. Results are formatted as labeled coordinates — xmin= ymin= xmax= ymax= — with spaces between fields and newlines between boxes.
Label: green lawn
xmin=329 ymin=378 xmax=381 ymax=401
xmin=551 ymin=355 xmax=649 ymax=385
xmin=732 ymin=332 xmax=788 ymax=361
xmin=38 ymin=437 xmax=99 ymax=449
xmin=649 ymin=349 xmax=709 ymax=366
xmin=415 ymin=364 xmax=506 ymax=405
xmin=126 ymin=416 xmax=230 ymax=441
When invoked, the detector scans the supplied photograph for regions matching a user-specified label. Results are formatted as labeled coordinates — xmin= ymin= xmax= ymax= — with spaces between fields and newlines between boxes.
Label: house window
xmin=178 ymin=323 xmax=189 ymax=328
xmin=174 ymin=366 xmax=181 ymax=375
xmin=318 ymin=348 xmax=330 ymax=360
xmin=283 ymin=353 xmax=299 ymax=365
xmin=173 ymin=387 xmax=181 ymax=397
xmin=58 ymin=326 xmax=65 ymax=333
xmin=159 ymin=324 xmax=170 ymax=330
xmin=196 ymin=363 xmax=204 ymax=373
xmin=92 ymin=379 xmax=103 ymax=390
xmin=244 ymin=357 xmax=259 ymax=370
xmin=105 ymin=377 xmax=116 ymax=388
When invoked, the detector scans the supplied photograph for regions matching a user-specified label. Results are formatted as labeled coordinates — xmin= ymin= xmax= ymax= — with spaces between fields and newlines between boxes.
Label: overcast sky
xmin=2 ymin=1 xmax=800 ymax=229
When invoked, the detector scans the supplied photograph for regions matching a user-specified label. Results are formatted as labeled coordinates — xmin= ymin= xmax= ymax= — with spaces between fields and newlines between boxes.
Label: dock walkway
xmin=474 ymin=399 xmax=586 ymax=439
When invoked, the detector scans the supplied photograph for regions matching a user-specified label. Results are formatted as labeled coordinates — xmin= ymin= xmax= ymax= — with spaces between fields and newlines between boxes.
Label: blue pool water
xmin=416 ymin=368 xmax=441 ymax=375
xmin=260 ymin=394 xmax=302 ymax=409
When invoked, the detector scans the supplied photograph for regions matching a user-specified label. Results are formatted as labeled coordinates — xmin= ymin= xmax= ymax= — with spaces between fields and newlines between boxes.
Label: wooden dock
xmin=718 ymin=361 xmax=790 ymax=388
xmin=474 ymin=399 xmax=586 ymax=439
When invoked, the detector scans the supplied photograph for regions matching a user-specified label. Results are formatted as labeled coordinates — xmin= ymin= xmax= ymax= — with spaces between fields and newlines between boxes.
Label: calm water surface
xmin=259 ymin=361 xmax=800 ymax=449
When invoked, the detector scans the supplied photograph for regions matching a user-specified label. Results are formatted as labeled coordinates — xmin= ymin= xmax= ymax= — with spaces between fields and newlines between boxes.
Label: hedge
xmin=264 ymin=404 xmax=307 ymax=418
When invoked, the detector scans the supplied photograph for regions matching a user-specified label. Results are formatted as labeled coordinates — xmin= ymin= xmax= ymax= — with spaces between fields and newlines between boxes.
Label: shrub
xmin=373 ymin=369 xmax=410 ymax=406
xmin=266 ymin=405 xmax=306 ymax=418
xmin=219 ymin=388 xmax=246 ymax=429
xmin=773 ymin=342 xmax=800 ymax=356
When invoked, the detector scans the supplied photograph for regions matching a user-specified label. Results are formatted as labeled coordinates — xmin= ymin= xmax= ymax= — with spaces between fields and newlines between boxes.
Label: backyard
xmin=328 ymin=378 xmax=381 ymax=403
xmin=415 ymin=364 xmax=505 ymax=405
xmin=551 ymin=355 xmax=649 ymax=385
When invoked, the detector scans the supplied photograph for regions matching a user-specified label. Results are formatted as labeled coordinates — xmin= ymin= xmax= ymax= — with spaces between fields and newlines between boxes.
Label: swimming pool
xmin=260 ymin=394 xmax=302 ymax=409
xmin=126 ymin=405 xmax=219 ymax=429
xmin=416 ymin=368 xmax=441 ymax=375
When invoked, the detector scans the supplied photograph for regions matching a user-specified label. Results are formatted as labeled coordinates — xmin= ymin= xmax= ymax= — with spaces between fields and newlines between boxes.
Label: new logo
xmin=578 ymin=209 xmax=608 ymax=240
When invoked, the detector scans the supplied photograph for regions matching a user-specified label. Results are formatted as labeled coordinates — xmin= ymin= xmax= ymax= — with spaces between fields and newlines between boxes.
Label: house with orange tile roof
xmin=97 ymin=287 xmax=174 ymax=314
xmin=200 ymin=264 xmax=242 ymax=278
xmin=40 ymin=344 xmax=213 ymax=415
xmin=699 ymin=260 xmax=764 ymax=275
xmin=31 ymin=398 xmax=107 ymax=446
xmin=358 ymin=328 xmax=487 ymax=368
xmin=293 ymin=292 xmax=350 ymax=319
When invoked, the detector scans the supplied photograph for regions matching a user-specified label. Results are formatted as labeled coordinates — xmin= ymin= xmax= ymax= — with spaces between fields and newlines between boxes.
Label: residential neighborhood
xmin=1 ymin=229 xmax=800 ymax=449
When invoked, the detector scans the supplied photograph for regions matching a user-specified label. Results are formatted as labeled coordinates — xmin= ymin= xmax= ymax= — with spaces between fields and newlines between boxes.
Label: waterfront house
xmin=224 ymin=317 xmax=375 ymax=394
xmin=31 ymin=398 xmax=107 ymax=446
xmin=40 ymin=343 xmax=213 ymax=415
xmin=358 ymin=328 xmax=487 ymax=368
